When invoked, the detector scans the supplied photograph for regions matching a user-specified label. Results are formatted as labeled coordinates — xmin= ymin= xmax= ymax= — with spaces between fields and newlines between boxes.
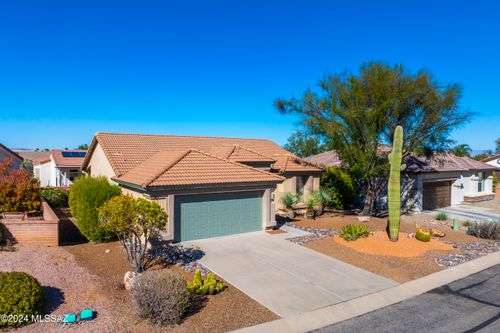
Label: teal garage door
xmin=174 ymin=191 xmax=263 ymax=242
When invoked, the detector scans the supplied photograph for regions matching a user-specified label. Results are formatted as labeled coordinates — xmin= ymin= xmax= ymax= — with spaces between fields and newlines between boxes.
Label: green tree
xmin=283 ymin=130 xmax=328 ymax=157
xmin=276 ymin=62 xmax=473 ymax=215
xmin=450 ymin=143 xmax=472 ymax=157
xmin=496 ymin=138 xmax=500 ymax=154
xmin=473 ymin=150 xmax=493 ymax=161
xmin=77 ymin=144 xmax=89 ymax=150
xmin=320 ymin=167 xmax=356 ymax=209
xmin=99 ymin=195 xmax=168 ymax=272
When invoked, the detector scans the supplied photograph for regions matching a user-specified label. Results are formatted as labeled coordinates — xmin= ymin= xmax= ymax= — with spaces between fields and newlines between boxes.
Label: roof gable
xmin=115 ymin=148 xmax=285 ymax=189
xmin=51 ymin=149 xmax=87 ymax=168
xmin=83 ymin=132 xmax=321 ymax=175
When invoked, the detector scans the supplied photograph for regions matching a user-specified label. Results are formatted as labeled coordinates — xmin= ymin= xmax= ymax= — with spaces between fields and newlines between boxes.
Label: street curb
xmin=232 ymin=250 xmax=500 ymax=333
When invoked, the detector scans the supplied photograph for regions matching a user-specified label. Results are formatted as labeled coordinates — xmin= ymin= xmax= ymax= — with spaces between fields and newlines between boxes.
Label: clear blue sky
xmin=1 ymin=0 xmax=499 ymax=151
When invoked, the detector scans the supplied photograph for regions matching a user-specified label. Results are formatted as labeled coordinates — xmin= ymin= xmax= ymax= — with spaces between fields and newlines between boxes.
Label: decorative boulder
xmin=124 ymin=271 xmax=139 ymax=290
xmin=358 ymin=216 xmax=370 ymax=222
xmin=415 ymin=229 xmax=431 ymax=242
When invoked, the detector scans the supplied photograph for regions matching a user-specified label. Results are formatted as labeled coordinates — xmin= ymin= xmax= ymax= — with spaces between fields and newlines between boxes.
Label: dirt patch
xmin=65 ymin=241 xmax=279 ymax=333
xmin=305 ymin=238 xmax=453 ymax=283
xmin=333 ymin=231 xmax=453 ymax=257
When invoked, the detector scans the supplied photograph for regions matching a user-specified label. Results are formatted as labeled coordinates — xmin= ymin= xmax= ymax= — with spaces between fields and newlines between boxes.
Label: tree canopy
xmin=276 ymin=62 xmax=473 ymax=214
xmin=450 ymin=143 xmax=472 ymax=157
xmin=496 ymin=138 xmax=500 ymax=154
xmin=283 ymin=130 xmax=328 ymax=158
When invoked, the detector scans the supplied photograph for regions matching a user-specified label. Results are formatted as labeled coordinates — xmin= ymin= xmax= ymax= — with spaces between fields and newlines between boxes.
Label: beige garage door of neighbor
xmin=423 ymin=181 xmax=452 ymax=210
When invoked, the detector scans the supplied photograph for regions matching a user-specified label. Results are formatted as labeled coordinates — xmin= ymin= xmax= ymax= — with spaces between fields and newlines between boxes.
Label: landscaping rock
xmin=124 ymin=271 xmax=139 ymax=290
xmin=358 ymin=216 xmax=371 ymax=222
xmin=435 ymin=242 xmax=500 ymax=267
xmin=286 ymin=223 xmax=338 ymax=245
xmin=148 ymin=244 xmax=211 ymax=276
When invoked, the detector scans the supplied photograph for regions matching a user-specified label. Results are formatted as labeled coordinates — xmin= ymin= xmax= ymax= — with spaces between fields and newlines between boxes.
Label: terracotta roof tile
xmin=272 ymin=154 xmax=324 ymax=173
xmin=86 ymin=132 xmax=319 ymax=175
xmin=51 ymin=150 xmax=86 ymax=168
xmin=405 ymin=153 xmax=498 ymax=173
xmin=481 ymin=154 xmax=500 ymax=163
xmin=225 ymin=145 xmax=276 ymax=163
xmin=304 ymin=151 xmax=342 ymax=168
xmin=115 ymin=148 xmax=285 ymax=188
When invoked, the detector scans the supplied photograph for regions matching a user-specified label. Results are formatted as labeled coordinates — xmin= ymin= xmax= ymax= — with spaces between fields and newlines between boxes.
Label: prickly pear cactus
xmin=388 ymin=126 xmax=405 ymax=242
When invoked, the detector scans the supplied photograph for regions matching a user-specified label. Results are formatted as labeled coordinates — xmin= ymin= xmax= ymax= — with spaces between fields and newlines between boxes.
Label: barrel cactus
xmin=388 ymin=126 xmax=406 ymax=242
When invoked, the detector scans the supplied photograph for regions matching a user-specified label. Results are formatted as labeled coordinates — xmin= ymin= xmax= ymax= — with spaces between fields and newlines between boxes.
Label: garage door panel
xmin=423 ymin=181 xmax=451 ymax=210
xmin=174 ymin=191 xmax=263 ymax=242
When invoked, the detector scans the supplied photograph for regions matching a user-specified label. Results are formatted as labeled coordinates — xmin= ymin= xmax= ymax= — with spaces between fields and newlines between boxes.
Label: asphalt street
xmin=314 ymin=264 xmax=500 ymax=333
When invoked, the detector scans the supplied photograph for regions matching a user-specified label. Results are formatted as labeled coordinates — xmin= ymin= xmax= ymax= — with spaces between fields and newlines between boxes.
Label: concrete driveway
xmin=183 ymin=230 xmax=398 ymax=317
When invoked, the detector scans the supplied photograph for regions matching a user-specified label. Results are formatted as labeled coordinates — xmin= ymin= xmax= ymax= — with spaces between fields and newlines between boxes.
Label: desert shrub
xmin=69 ymin=176 xmax=121 ymax=243
xmin=131 ymin=270 xmax=191 ymax=326
xmin=279 ymin=192 xmax=301 ymax=209
xmin=0 ymin=158 xmax=41 ymax=213
xmin=0 ymin=272 xmax=46 ymax=327
xmin=435 ymin=212 xmax=448 ymax=221
xmin=339 ymin=224 xmax=371 ymax=241
xmin=462 ymin=220 xmax=473 ymax=227
xmin=41 ymin=188 xmax=69 ymax=208
xmin=99 ymin=195 xmax=168 ymax=272
xmin=320 ymin=167 xmax=356 ymax=209
xmin=470 ymin=221 xmax=500 ymax=240
xmin=187 ymin=269 xmax=227 ymax=295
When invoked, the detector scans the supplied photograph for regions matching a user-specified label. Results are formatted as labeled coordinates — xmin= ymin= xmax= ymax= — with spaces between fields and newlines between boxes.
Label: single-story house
xmin=0 ymin=143 xmax=23 ymax=170
xmin=34 ymin=150 xmax=87 ymax=187
xmin=481 ymin=154 xmax=500 ymax=175
xmin=82 ymin=132 xmax=323 ymax=242
xmin=305 ymin=150 xmax=497 ymax=212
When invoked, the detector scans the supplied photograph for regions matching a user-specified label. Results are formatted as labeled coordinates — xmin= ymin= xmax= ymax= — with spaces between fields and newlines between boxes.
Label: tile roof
xmin=405 ymin=153 xmax=498 ymax=173
xmin=83 ymin=132 xmax=321 ymax=176
xmin=481 ymin=154 xmax=500 ymax=163
xmin=51 ymin=150 xmax=87 ymax=168
xmin=272 ymin=154 xmax=324 ymax=173
xmin=224 ymin=145 xmax=276 ymax=163
xmin=304 ymin=151 xmax=342 ymax=168
xmin=114 ymin=148 xmax=285 ymax=188
xmin=15 ymin=151 xmax=51 ymax=163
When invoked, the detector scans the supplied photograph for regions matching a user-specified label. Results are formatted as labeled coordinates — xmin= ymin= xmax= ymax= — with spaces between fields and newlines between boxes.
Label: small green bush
xmin=339 ymin=224 xmax=371 ymax=241
xmin=0 ymin=272 xmax=46 ymax=327
xmin=435 ymin=212 xmax=448 ymax=221
xmin=493 ymin=173 xmax=497 ymax=192
xmin=462 ymin=220 xmax=473 ymax=227
xmin=187 ymin=269 xmax=227 ymax=296
xmin=41 ymin=188 xmax=69 ymax=208
xmin=279 ymin=192 xmax=301 ymax=209
xmin=470 ymin=221 xmax=500 ymax=240
xmin=69 ymin=176 xmax=121 ymax=243
xmin=320 ymin=167 xmax=356 ymax=210
xmin=131 ymin=270 xmax=191 ymax=326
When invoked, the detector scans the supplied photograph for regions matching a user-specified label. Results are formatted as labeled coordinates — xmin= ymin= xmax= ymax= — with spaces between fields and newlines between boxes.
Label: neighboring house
xmin=0 ymin=143 xmax=23 ymax=170
xmin=33 ymin=150 xmax=87 ymax=187
xmin=305 ymin=150 xmax=497 ymax=212
xmin=82 ymin=132 xmax=323 ymax=242
xmin=13 ymin=150 xmax=51 ymax=174
xmin=481 ymin=154 xmax=500 ymax=176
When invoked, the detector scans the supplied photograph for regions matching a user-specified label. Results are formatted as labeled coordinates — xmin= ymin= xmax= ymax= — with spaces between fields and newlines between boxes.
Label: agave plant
xmin=280 ymin=192 xmax=301 ymax=209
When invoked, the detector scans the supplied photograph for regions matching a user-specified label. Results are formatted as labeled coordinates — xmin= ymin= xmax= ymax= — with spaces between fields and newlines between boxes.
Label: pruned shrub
xmin=0 ymin=272 xmax=46 ymax=327
xmin=435 ymin=212 xmax=448 ymax=221
xmin=320 ymin=167 xmax=356 ymax=210
xmin=470 ymin=221 xmax=500 ymax=240
xmin=187 ymin=269 xmax=226 ymax=295
xmin=41 ymin=188 xmax=69 ymax=208
xmin=339 ymin=224 xmax=371 ymax=241
xmin=0 ymin=158 xmax=41 ymax=213
xmin=131 ymin=270 xmax=191 ymax=326
xmin=69 ymin=176 xmax=121 ymax=243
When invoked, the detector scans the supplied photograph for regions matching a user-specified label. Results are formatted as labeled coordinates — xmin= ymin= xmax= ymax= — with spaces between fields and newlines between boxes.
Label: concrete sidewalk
xmin=233 ymin=250 xmax=500 ymax=333
xmin=184 ymin=231 xmax=397 ymax=317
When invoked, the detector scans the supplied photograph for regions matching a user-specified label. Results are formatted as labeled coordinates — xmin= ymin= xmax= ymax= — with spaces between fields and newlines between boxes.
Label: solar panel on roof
xmin=61 ymin=151 xmax=86 ymax=158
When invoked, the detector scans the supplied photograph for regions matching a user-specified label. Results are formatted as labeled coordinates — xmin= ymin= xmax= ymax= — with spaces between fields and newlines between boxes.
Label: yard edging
xmin=232 ymin=250 xmax=500 ymax=333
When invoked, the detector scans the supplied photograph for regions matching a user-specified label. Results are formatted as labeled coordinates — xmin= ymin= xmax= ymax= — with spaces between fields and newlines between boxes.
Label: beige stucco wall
xmin=86 ymin=143 xmax=116 ymax=180
xmin=274 ymin=174 xmax=321 ymax=210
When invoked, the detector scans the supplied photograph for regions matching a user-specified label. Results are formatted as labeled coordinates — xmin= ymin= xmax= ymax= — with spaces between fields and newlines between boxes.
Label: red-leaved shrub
xmin=0 ymin=158 xmax=41 ymax=213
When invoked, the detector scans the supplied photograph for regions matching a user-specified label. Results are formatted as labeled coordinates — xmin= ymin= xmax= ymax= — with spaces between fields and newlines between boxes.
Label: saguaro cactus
xmin=388 ymin=126 xmax=406 ymax=242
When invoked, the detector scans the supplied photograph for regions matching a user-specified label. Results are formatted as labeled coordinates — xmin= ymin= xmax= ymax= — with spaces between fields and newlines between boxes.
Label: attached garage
xmin=422 ymin=180 xmax=452 ymax=210
xmin=174 ymin=191 xmax=264 ymax=242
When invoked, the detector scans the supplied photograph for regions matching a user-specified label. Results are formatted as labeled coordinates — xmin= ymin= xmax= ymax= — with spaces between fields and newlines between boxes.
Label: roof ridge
xmin=190 ymin=149 xmax=285 ymax=181
xmin=140 ymin=149 xmax=192 ymax=187
xmin=95 ymin=131 xmax=276 ymax=142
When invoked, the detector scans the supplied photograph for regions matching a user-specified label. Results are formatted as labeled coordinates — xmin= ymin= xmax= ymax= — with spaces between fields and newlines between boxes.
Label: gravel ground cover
xmin=291 ymin=213 xmax=499 ymax=283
